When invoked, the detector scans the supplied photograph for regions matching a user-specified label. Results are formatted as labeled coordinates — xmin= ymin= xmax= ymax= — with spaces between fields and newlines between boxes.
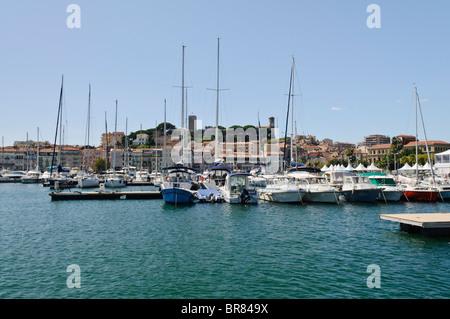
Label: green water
xmin=0 ymin=183 xmax=449 ymax=299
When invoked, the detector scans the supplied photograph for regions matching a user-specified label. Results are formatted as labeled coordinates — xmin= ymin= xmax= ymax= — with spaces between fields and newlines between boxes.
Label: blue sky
xmin=0 ymin=0 xmax=449 ymax=146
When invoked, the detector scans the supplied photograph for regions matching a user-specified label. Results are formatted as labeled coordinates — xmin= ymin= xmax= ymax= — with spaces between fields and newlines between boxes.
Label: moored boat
xmin=341 ymin=175 xmax=380 ymax=202
xmin=160 ymin=165 xmax=198 ymax=204
xmin=289 ymin=172 xmax=340 ymax=204
xmin=258 ymin=176 xmax=305 ymax=203
xmin=220 ymin=173 xmax=258 ymax=204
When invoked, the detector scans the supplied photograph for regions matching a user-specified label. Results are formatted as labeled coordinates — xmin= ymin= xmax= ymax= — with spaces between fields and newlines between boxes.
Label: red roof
xmin=367 ymin=143 xmax=391 ymax=149
xmin=404 ymin=140 xmax=449 ymax=147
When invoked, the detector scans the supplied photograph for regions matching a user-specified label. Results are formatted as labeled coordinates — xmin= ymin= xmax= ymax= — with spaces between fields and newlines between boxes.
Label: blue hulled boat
xmin=160 ymin=165 xmax=197 ymax=204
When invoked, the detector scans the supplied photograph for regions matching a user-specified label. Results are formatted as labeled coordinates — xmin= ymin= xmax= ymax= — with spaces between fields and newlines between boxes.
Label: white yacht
xmin=362 ymin=174 xmax=404 ymax=202
xmin=258 ymin=176 xmax=305 ymax=203
xmin=220 ymin=173 xmax=258 ymax=204
xmin=21 ymin=170 xmax=42 ymax=184
xmin=77 ymin=172 xmax=100 ymax=188
xmin=290 ymin=172 xmax=340 ymax=204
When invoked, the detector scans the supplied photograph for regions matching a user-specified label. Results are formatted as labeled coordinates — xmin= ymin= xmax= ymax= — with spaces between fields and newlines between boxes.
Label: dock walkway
xmin=50 ymin=190 xmax=162 ymax=201
xmin=380 ymin=213 xmax=450 ymax=237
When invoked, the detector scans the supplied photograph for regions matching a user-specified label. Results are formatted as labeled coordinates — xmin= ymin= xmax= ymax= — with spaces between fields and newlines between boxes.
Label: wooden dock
xmin=380 ymin=213 xmax=450 ymax=237
xmin=49 ymin=190 xmax=162 ymax=201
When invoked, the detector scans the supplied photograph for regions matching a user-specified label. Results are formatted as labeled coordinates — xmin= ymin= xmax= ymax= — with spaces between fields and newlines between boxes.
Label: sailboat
xmin=401 ymin=86 xmax=438 ymax=202
xmin=160 ymin=45 xmax=197 ymax=204
xmin=22 ymin=128 xmax=42 ymax=183
xmin=197 ymin=38 xmax=232 ymax=202
xmin=46 ymin=75 xmax=77 ymax=190
xmin=78 ymin=84 xmax=100 ymax=188
xmin=105 ymin=100 xmax=127 ymax=188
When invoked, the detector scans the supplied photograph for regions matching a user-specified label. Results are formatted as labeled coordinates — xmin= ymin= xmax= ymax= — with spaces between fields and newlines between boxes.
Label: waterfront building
xmin=363 ymin=134 xmax=390 ymax=147
xmin=101 ymin=132 xmax=125 ymax=148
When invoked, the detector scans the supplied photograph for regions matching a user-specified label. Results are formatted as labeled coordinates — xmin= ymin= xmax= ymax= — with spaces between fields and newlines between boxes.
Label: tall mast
xmin=113 ymin=100 xmax=118 ymax=174
xmin=163 ymin=99 xmax=167 ymax=169
xmin=290 ymin=57 xmax=295 ymax=163
xmin=58 ymin=80 xmax=63 ymax=166
xmin=140 ymin=124 xmax=143 ymax=171
xmin=104 ymin=111 xmax=108 ymax=172
xmin=36 ymin=127 xmax=40 ymax=171
xmin=26 ymin=132 xmax=29 ymax=171
xmin=125 ymin=117 xmax=128 ymax=169
xmin=1 ymin=136 xmax=4 ymax=169
xmin=155 ymin=120 xmax=158 ymax=172
xmin=86 ymin=84 xmax=91 ymax=173
xmin=215 ymin=37 xmax=220 ymax=162
xmin=416 ymin=88 xmax=437 ymax=187
xmin=50 ymin=75 xmax=63 ymax=176
xmin=181 ymin=45 xmax=185 ymax=129
xmin=415 ymin=86 xmax=419 ymax=184
xmin=283 ymin=60 xmax=294 ymax=171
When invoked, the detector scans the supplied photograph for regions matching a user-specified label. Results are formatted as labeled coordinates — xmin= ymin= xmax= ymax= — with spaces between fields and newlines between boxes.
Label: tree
xmin=94 ymin=158 xmax=108 ymax=173
xmin=156 ymin=122 xmax=176 ymax=133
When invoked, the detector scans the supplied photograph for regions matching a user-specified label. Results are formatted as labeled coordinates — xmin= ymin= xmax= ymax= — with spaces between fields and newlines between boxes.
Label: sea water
xmin=0 ymin=183 xmax=449 ymax=299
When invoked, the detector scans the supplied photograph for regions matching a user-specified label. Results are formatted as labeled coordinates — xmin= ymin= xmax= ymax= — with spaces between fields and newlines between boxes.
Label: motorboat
xmin=77 ymin=173 xmax=100 ymax=188
xmin=2 ymin=170 xmax=27 ymax=181
xmin=104 ymin=172 xmax=127 ymax=188
xmin=196 ymin=165 xmax=231 ymax=203
xmin=258 ymin=175 xmax=305 ymax=203
xmin=220 ymin=173 xmax=258 ymax=204
xmin=341 ymin=175 xmax=380 ymax=202
xmin=289 ymin=172 xmax=340 ymax=204
xmin=160 ymin=165 xmax=198 ymax=204
xmin=21 ymin=170 xmax=42 ymax=184
xmin=360 ymin=173 xmax=404 ymax=202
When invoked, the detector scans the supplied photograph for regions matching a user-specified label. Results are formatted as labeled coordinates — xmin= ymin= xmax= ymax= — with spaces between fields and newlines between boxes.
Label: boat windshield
xmin=230 ymin=175 xmax=248 ymax=193
xmin=346 ymin=176 xmax=371 ymax=184
xmin=372 ymin=178 xmax=397 ymax=186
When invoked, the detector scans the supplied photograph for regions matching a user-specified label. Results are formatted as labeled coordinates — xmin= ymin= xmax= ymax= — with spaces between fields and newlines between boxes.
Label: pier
xmin=49 ymin=190 xmax=163 ymax=201
xmin=380 ymin=213 xmax=450 ymax=237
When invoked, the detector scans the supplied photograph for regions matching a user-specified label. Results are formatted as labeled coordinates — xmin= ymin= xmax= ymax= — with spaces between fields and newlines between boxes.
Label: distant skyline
xmin=1 ymin=1 xmax=449 ymax=147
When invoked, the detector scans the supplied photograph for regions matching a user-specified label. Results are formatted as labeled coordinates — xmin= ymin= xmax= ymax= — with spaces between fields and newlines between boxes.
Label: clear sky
xmin=0 ymin=0 xmax=449 ymax=147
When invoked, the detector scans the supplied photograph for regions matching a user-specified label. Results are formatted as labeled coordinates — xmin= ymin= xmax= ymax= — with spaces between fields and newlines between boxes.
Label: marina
xmin=2 ymin=1 xmax=450 ymax=303
xmin=1 ymin=182 xmax=450 ymax=299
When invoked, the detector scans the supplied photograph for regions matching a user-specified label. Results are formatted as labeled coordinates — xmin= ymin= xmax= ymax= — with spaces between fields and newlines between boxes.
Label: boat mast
xmin=181 ymin=45 xmax=185 ymax=129
xmin=51 ymin=75 xmax=64 ymax=177
xmin=139 ymin=124 xmax=143 ymax=171
xmin=290 ymin=57 xmax=295 ymax=163
xmin=36 ymin=127 xmax=40 ymax=171
xmin=155 ymin=120 xmax=158 ymax=172
xmin=113 ymin=100 xmax=118 ymax=175
xmin=104 ymin=111 xmax=108 ymax=172
xmin=86 ymin=84 xmax=91 ymax=174
xmin=26 ymin=132 xmax=29 ymax=171
xmin=58 ymin=82 xmax=63 ymax=167
xmin=415 ymin=86 xmax=419 ymax=184
xmin=283 ymin=60 xmax=294 ymax=172
xmin=163 ymin=99 xmax=167 ymax=169
xmin=1 ymin=136 xmax=4 ymax=169
xmin=215 ymin=38 xmax=220 ymax=162
xmin=125 ymin=117 xmax=128 ymax=169
xmin=416 ymin=87 xmax=437 ymax=187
